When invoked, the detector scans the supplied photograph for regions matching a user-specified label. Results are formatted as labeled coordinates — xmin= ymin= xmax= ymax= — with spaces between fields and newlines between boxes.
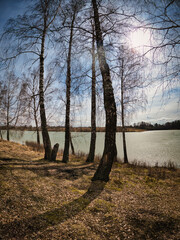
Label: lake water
xmin=1 ymin=130 xmax=180 ymax=167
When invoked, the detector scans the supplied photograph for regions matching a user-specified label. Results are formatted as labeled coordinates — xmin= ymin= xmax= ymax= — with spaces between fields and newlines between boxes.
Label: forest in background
xmin=0 ymin=119 xmax=180 ymax=132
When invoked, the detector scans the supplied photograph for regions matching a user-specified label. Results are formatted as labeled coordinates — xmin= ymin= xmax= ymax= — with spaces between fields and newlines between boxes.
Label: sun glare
xmin=129 ymin=29 xmax=151 ymax=51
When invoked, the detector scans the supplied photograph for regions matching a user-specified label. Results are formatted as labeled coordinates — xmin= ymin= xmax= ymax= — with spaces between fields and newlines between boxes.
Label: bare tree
xmin=62 ymin=1 xmax=78 ymax=163
xmin=0 ymin=0 xmax=62 ymax=160
xmin=91 ymin=0 xmax=117 ymax=182
xmin=62 ymin=0 xmax=85 ymax=163
xmin=0 ymin=0 xmax=61 ymax=160
xmin=114 ymin=46 xmax=147 ymax=163
xmin=38 ymin=0 xmax=61 ymax=160
xmin=120 ymin=56 xmax=128 ymax=163
xmin=24 ymin=67 xmax=59 ymax=145
xmin=24 ymin=70 xmax=41 ymax=144
xmin=86 ymin=22 xmax=97 ymax=163
xmin=134 ymin=0 xmax=180 ymax=93
xmin=0 ymin=71 xmax=27 ymax=141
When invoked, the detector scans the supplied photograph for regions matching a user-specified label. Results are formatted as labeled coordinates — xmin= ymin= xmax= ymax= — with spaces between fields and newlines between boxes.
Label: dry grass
xmin=0 ymin=139 xmax=44 ymax=161
xmin=0 ymin=139 xmax=180 ymax=240
xmin=25 ymin=141 xmax=45 ymax=152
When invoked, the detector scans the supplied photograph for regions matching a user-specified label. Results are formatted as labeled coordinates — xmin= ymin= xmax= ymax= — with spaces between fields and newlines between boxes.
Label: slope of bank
xmin=0 ymin=139 xmax=180 ymax=240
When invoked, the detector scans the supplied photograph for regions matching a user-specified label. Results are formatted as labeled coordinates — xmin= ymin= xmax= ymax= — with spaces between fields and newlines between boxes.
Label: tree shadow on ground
xmin=0 ymin=181 xmax=105 ymax=239
xmin=0 ymin=157 xmax=48 ymax=166
xmin=0 ymin=157 xmax=29 ymax=162
xmin=0 ymin=159 xmax=96 ymax=180
xmin=126 ymin=209 xmax=179 ymax=240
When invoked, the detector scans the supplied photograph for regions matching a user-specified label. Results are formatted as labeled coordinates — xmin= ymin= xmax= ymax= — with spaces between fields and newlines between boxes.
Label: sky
xmin=0 ymin=0 xmax=179 ymax=126
xmin=0 ymin=0 xmax=25 ymax=28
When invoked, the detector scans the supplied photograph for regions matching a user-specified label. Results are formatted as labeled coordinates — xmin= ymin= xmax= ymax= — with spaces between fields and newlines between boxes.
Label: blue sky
xmin=0 ymin=0 xmax=25 ymax=29
xmin=0 ymin=0 xmax=179 ymax=126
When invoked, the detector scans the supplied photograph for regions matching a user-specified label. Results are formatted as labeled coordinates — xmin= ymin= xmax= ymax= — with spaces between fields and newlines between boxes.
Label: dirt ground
xmin=0 ymin=139 xmax=180 ymax=240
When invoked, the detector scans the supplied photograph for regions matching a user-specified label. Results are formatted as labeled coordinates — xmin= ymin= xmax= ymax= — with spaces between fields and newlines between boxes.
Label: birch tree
xmin=86 ymin=23 xmax=97 ymax=163
xmin=91 ymin=0 xmax=117 ymax=182
xmin=62 ymin=0 xmax=85 ymax=163
xmin=0 ymin=71 xmax=27 ymax=141
xmin=115 ymin=46 xmax=147 ymax=164
xmin=1 ymin=0 xmax=62 ymax=160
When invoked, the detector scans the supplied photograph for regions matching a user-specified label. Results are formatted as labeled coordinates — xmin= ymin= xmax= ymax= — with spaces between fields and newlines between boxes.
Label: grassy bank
xmin=0 ymin=139 xmax=179 ymax=240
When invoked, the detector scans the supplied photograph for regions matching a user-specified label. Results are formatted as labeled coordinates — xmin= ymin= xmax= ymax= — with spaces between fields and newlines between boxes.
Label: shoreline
xmin=1 ymin=127 xmax=145 ymax=132
xmin=1 ymin=127 xmax=180 ymax=132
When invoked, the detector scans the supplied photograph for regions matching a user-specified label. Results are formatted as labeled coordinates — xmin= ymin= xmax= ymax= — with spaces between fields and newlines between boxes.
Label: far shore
xmin=1 ymin=126 xmax=180 ymax=133
xmin=0 ymin=126 xmax=147 ymax=132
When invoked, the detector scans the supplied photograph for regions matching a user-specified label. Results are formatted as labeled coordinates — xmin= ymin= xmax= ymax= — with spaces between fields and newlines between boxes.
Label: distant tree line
xmin=134 ymin=120 xmax=180 ymax=130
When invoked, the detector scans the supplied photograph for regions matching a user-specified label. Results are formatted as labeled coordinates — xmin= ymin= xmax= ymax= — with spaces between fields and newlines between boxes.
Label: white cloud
xmin=131 ymin=84 xmax=180 ymax=124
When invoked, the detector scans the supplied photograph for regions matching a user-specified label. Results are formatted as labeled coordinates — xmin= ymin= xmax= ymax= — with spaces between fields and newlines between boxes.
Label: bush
xmin=25 ymin=141 xmax=44 ymax=152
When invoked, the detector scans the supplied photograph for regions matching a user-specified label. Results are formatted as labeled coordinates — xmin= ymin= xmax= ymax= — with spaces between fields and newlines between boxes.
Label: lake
xmin=1 ymin=130 xmax=180 ymax=167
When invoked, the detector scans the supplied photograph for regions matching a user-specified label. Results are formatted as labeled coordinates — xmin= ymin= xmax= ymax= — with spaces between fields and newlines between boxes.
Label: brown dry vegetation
xmin=0 ymin=139 xmax=180 ymax=240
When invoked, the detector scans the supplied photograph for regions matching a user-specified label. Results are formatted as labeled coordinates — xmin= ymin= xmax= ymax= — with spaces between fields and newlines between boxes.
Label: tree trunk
xmin=91 ymin=0 xmax=117 ymax=182
xmin=36 ymin=125 xmax=40 ymax=145
xmin=122 ymin=131 xmax=128 ymax=163
xmin=86 ymin=24 xmax=96 ymax=163
xmin=7 ymin=103 xmax=10 ymax=141
xmin=51 ymin=143 xmax=59 ymax=161
xmin=0 ymin=130 xmax=3 ymax=139
xmin=39 ymin=28 xmax=52 ymax=160
xmin=121 ymin=58 xmax=128 ymax=164
xmin=70 ymin=132 xmax=75 ymax=155
xmin=62 ymin=12 xmax=76 ymax=163
xmin=33 ymin=96 xmax=40 ymax=145
xmin=36 ymin=124 xmax=40 ymax=145
xmin=7 ymin=123 xmax=9 ymax=141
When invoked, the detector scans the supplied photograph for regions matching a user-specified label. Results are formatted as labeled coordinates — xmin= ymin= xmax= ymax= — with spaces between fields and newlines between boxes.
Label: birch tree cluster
xmin=0 ymin=0 xmax=179 ymax=180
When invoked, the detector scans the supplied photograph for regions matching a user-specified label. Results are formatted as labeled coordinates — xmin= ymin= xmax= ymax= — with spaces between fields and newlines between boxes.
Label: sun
xmin=129 ymin=29 xmax=151 ymax=51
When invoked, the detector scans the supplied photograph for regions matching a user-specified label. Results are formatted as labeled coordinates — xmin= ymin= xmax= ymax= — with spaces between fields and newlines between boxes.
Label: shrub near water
xmin=25 ymin=141 xmax=44 ymax=152
xmin=25 ymin=141 xmax=64 ymax=155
